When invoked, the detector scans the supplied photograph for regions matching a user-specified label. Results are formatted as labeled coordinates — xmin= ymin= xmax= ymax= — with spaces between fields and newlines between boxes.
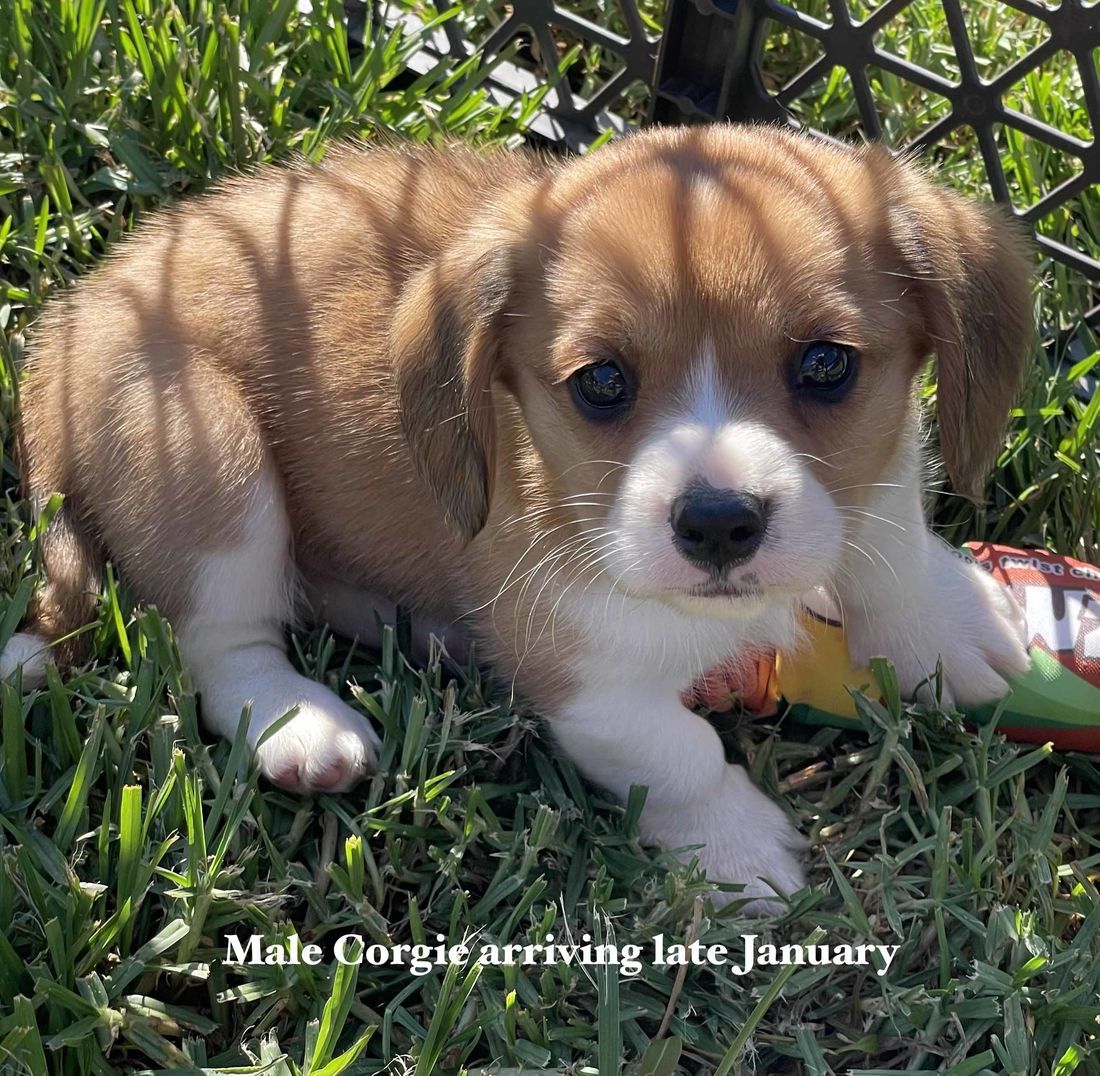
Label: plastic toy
xmin=690 ymin=544 xmax=1100 ymax=750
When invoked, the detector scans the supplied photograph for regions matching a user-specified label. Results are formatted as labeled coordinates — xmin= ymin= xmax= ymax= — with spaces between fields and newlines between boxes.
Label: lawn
xmin=1 ymin=2 xmax=1099 ymax=1074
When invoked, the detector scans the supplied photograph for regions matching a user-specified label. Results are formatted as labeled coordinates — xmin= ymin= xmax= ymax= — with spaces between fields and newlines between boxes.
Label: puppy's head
xmin=393 ymin=126 xmax=1033 ymax=617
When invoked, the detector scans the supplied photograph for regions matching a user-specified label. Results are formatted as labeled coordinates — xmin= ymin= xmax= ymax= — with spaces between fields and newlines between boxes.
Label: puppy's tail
xmin=1 ymin=498 xmax=102 ymax=687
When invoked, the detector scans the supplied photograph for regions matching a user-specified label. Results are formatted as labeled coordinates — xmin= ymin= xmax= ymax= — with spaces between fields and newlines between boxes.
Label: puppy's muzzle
xmin=669 ymin=482 xmax=768 ymax=571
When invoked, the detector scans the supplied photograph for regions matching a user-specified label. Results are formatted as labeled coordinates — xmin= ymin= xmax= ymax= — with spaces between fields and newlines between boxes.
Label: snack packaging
xmin=691 ymin=544 xmax=1100 ymax=749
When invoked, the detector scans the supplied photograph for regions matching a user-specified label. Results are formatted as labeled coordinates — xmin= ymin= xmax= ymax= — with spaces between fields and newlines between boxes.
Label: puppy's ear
xmin=882 ymin=157 xmax=1035 ymax=497
xmin=390 ymin=232 xmax=520 ymax=540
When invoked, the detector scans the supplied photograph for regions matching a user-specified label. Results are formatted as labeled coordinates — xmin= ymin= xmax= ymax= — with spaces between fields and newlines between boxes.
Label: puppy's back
xmin=18 ymin=142 xmax=544 ymax=620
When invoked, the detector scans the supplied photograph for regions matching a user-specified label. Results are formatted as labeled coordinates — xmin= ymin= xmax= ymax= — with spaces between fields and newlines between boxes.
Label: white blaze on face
xmin=605 ymin=346 xmax=844 ymax=614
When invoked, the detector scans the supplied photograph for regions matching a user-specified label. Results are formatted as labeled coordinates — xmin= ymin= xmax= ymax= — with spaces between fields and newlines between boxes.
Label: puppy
xmin=3 ymin=125 xmax=1032 ymax=907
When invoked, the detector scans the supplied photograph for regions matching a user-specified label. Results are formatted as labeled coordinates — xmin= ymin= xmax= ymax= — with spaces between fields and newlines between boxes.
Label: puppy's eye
xmin=794 ymin=342 xmax=858 ymax=399
xmin=569 ymin=360 xmax=633 ymax=417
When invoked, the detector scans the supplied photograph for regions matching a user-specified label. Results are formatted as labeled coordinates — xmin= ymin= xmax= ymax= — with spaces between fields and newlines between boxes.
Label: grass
xmin=1 ymin=1 xmax=1099 ymax=1074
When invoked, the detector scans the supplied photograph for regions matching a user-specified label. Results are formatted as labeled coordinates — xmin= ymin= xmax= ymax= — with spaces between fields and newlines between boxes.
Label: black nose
xmin=669 ymin=484 xmax=768 ymax=570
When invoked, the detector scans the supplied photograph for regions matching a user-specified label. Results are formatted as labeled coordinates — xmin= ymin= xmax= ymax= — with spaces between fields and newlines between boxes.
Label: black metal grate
xmin=369 ymin=0 xmax=659 ymax=148
xmin=650 ymin=0 xmax=1100 ymax=316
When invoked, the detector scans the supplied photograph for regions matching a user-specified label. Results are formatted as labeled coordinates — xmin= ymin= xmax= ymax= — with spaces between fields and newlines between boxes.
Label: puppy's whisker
xmin=500 ymin=494 xmax=616 ymax=521
xmin=489 ymin=503 xmax=616 ymax=575
xmin=517 ymin=525 xmax=616 ymax=633
xmin=839 ymin=538 xmax=877 ymax=569
xmin=826 ymin=482 xmax=908 ymax=496
xmin=513 ymin=534 xmax=622 ymax=671
xmin=497 ymin=496 xmax=616 ymax=533
xmin=554 ymin=459 xmax=629 ymax=480
xmin=842 ymin=535 xmax=901 ymax=586
xmin=510 ymin=528 xmax=617 ymax=629
xmin=546 ymin=544 xmax=626 ymax=652
xmin=503 ymin=525 xmax=616 ymax=611
xmin=824 ymin=568 xmax=872 ymax=637
xmin=495 ymin=501 xmax=616 ymax=541
xmin=558 ymin=545 xmax=629 ymax=629
xmin=918 ymin=486 xmax=980 ymax=502
xmin=497 ymin=514 xmax=610 ymax=571
xmin=528 ymin=538 xmax=624 ymax=654
xmin=602 ymin=556 xmax=649 ymax=620
xmin=470 ymin=518 xmax=614 ymax=623
xmin=835 ymin=506 xmax=908 ymax=532
xmin=789 ymin=449 xmax=848 ymax=469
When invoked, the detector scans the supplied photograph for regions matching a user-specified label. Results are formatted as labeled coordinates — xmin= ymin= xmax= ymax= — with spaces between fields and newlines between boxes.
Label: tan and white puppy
xmin=3 ymin=126 xmax=1032 ymax=907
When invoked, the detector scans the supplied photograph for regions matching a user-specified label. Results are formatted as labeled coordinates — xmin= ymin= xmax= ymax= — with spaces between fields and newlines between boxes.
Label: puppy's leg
xmin=178 ymin=469 xmax=379 ymax=792
xmin=836 ymin=443 xmax=1029 ymax=707
xmin=0 ymin=502 xmax=102 ymax=687
xmin=552 ymin=680 xmax=805 ymax=911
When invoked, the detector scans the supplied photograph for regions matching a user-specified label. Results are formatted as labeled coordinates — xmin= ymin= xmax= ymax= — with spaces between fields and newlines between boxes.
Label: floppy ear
xmin=390 ymin=234 xmax=519 ymax=540
xmin=885 ymin=161 xmax=1035 ymax=497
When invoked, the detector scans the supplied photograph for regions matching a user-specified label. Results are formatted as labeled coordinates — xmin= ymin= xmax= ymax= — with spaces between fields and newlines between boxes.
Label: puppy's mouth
xmin=661 ymin=570 xmax=811 ymax=608
xmin=683 ymin=578 xmax=761 ymax=600
xmin=669 ymin=569 xmax=767 ymax=602
xmin=653 ymin=574 xmax=771 ymax=619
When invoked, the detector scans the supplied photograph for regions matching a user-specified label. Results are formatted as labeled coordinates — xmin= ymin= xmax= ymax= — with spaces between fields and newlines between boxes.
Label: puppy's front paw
xmin=849 ymin=547 xmax=1030 ymax=709
xmin=642 ymin=764 xmax=806 ymax=913
xmin=247 ymin=678 xmax=381 ymax=793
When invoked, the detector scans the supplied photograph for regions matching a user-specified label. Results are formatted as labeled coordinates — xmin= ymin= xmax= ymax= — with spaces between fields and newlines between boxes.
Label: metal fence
xmin=368 ymin=0 xmax=658 ymax=147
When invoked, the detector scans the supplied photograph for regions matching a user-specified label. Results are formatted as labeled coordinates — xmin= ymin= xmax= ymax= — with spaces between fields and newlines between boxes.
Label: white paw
xmin=848 ymin=546 xmax=1030 ymax=709
xmin=242 ymin=676 xmax=381 ymax=793
xmin=642 ymin=764 xmax=806 ymax=913
xmin=0 ymin=632 xmax=49 ymax=689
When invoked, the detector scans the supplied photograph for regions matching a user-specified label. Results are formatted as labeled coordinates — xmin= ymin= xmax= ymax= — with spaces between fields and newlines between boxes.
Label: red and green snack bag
xmin=690 ymin=545 xmax=1100 ymax=750
xmin=962 ymin=544 xmax=1100 ymax=748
